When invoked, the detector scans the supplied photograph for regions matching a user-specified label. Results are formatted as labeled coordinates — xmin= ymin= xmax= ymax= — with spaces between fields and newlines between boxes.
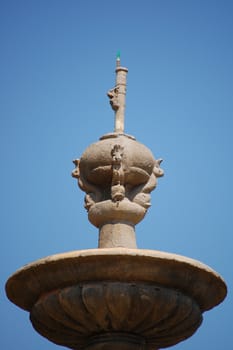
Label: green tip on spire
xmin=116 ymin=51 xmax=121 ymax=60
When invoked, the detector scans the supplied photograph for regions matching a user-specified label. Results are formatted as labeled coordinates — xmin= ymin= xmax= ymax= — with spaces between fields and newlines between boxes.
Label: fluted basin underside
xmin=6 ymin=248 xmax=227 ymax=349
xmin=31 ymin=282 xmax=202 ymax=349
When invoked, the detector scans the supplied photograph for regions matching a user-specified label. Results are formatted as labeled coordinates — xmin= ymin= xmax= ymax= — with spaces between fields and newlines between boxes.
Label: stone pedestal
xmin=98 ymin=223 xmax=136 ymax=248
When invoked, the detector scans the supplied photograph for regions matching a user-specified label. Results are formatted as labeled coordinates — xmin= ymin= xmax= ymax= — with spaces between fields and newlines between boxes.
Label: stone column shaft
xmin=98 ymin=223 xmax=137 ymax=248
xmin=114 ymin=66 xmax=128 ymax=133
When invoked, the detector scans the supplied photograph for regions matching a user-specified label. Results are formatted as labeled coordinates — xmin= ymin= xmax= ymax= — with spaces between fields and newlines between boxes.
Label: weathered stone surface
xmin=107 ymin=56 xmax=128 ymax=133
xmin=6 ymin=248 xmax=227 ymax=349
xmin=6 ymin=249 xmax=226 ymax=312
xmin=30 ymin=282 xmax=202 ymax=349
xmin=72 ymin=133 xmax=164 ymax=248
xmin=72 ymin=134 xmax=163 ymax=211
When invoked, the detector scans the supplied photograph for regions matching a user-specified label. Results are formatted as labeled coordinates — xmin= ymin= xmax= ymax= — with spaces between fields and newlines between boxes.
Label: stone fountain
xmin=6 ymin=56 xmax=227 ymax=350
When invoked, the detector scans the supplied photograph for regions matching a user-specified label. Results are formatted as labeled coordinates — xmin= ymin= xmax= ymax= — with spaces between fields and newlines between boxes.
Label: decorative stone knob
xmin=72 ymin=133 xmax=163 ymax=248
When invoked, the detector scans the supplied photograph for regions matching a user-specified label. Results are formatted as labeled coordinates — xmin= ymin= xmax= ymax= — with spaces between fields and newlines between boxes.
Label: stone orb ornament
xmin=72 ymin=132 xmax=164 ymax=248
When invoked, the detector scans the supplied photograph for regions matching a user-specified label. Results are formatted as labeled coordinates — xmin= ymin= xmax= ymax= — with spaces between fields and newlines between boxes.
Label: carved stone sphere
xmin=79 ymin=133 xmax=157 ymax=187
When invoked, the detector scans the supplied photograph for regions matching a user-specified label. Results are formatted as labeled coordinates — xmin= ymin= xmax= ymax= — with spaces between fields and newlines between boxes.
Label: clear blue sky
xmin=1 ymin=1 xmax=232 ymax=349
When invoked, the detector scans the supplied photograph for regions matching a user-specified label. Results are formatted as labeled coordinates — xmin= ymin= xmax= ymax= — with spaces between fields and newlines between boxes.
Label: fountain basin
xmin=6 ymin=248 xmax=227 ymax=349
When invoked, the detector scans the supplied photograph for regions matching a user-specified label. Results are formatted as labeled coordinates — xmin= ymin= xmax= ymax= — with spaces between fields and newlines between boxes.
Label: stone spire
xmin=107 ymin=52 xmax=128 ymax=133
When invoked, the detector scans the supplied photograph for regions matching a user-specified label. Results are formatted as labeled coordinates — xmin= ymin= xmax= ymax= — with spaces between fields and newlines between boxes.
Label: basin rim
xmin=6 ymin=248 xmax=227 ymax=312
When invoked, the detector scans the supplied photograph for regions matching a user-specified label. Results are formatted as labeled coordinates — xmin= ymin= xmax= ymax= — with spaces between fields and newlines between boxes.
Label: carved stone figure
xmin=111 ymin=144 xmax=125 ymax=202
xmin=72 ymin=159 xmax=102 ymax=211
xmin=131 ymin=160 xmax=164 ymax=209
xmin=107 ymin=87 xmax=120 ymax=111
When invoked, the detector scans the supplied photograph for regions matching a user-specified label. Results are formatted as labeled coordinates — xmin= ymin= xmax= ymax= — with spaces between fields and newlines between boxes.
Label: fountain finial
xmin=107 ymin=54 xmax=128 ymax=133
xmin=71 ymin=55 xmax=164 ymax=248
xmin=116 ymin=50 xmax=121 ymax=66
